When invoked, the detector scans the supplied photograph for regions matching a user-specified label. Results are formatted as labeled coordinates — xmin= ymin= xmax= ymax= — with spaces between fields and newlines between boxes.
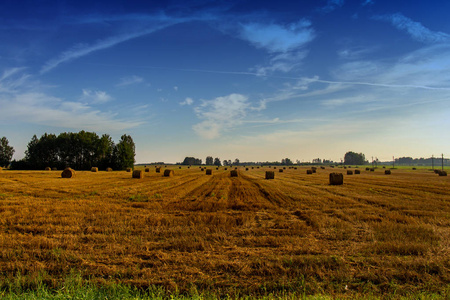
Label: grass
xmin=0 ymin=167 xmax=449 ymax=298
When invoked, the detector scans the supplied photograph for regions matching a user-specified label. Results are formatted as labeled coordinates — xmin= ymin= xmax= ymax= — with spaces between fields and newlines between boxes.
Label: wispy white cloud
xmin=173 ymin=86 xmax=178 ymax=91
xmin=374 ymin=13 xmax=450 ymax=44
xmin=239 ymin=20 xmax=314 ymax=53
xmin=81 ymin=89 xmax=112 ymax=103
xmin=179 ymin=97 xmax=194 ymax=106
xmin=117 ymin=75 xmax=144 ymax=87
xmin=319 ymin=0 xmax=345 ymax=13
xmin=193 ymin=93 xmax=249 ymax=139
xmin=0 ymin=68 xmax=142 ymax=131
xmin=237 ymin=20 xmax=315 ymax=75
xmin=361 ymin=0 xmax=374 ymax=6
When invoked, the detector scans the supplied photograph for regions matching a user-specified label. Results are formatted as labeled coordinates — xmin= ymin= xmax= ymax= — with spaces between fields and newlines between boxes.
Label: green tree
xmin=114 ymin=134 xmax=136 ymax=170
xmin=344 ymin=151 xmax=366 ymax=165
xmin=214 ymin=157 xmax=221 ymax=166
xmin=0 ymin=137 xmax=15 ymax=167
xmin=205 ymin=156 xmax=213 ymax=165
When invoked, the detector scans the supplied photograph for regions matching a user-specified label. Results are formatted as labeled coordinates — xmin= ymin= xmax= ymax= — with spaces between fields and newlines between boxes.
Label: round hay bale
xmin=61 ymin=168 xmax=75 ymax=178
xmin=370 ymin=168 xmax=375 ymax=172
xmin=412 ymin=167 xmax=416 ymax=170
xmin=366 ymin=167 xmax=370 ymax=171
xmin=265 ymin=171 xmax=275 ymax=179
xmin=347 ymin=170 xmax=353 ymax=175
xmin=246 ymin=168 xmax=249 ymax=171
xmin=294 ymin=167 xmax=297 ymax=170
xmin=434 ymin=169 xmax=440 ymax=174
xmin=438 ymin=170 xmax=447 ymax=176
xmin=132 ymin=170 xmax=144 ymax=179
xmin=201 ymin=168 xmax=205 ymax=171
xmin=355 ymin=170 xmax=361 ymax=174
xmin=156 ymin=167 xmax=161 ymax=173
xmin=252 ymin=167 xmax=254 ymax=169
xmin=273 ymin=167 xmax=276 ymax=169
xmin=45 ymin=167 xmax=51 ymax=171
xmin=179 ymin=167 xmax=182 ymax=169
xmin=279 ymin=169 xmax=283 ymax=173
xmin=312 ymin=169 xmax=316 ymax=173
xmin=164 ymin=169 xmax=174 ymax=177
xmin=320 ymin=166 xmax=325 ymax=169
xmin=306 ymin=170 xmax=313 ymax=174
xmin=230 ymin=170 xmax=238 ymax=177
xmin=311 ymin=167 xmax=317 ymax=171
xmin=126 ymin=168 xmax=132 ymax=172
xmin=283 ymin=167 xmax=286 ymax=169
xmin=385 ymin=170 xmax=391 ymax=175
xmin=216 ymin=167 xmax=219 ymax=170
xmin=329 ymin=172 xmax=344 ymax=185
xmin=91 ymin=167 xmax=98 ymax=172
xmin=224 ymin=168 xmax=228 ymax=170
xmin=382 ymin=166 xmax=386 ymax=169
xmin=206 ymin=169 xmax=213 ymax=175
xmin=331 ymin=166 xmax=335 ymax=168
xmin=106 ymin=167 xmax=113 ymax=172
xmin=344 ymin=166 xmax=347 ymax=169
xmin=145 ymin=168 xmax=150 ymax=172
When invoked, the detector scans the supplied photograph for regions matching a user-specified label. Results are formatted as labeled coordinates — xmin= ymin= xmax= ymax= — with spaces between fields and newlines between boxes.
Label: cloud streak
xmin=374 ymin=13 xmax=450 ymax=44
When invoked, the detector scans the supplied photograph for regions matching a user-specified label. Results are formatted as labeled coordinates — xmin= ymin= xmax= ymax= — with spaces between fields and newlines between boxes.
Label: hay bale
xmin=201 ymin=168 xmax=205 ymax=171
xmin=126 ymin=168 xmax=132 ymax=172
xmin=224 ymin=168 xmax=228 ymax=170
xmin=216 ymin=167 xmax=219 ymax=170
xmin=164 ymin=169 xmax=174 ymax=177
xmin=366 ymin=167 xmax=370 ymax=171
xmin=294 ymin=167 xmax=297 ymax=170
xmin=145 ymin=168 xmax=150 ymax=172
xmin=355 ymin=170 xmax=361 ymax=174
xmin=91 ymin=167 xmax=98 ymax=172
xmin=382 ymin=166 xmax=386 ymax=169
xmin=347 ymin=170 xmax=353 ymax=175
xmin=311 ymin=167 xmax=317 ymax=171
xmin=320 ymin=166 xmax=325 ymax=169
xmin=412 ymin=168 xmax=416 ymax=170
xmin=438 ymin=170 xmax=447 ymax=176
xmin=329 ymin=172 xmax=343 ymax=185
xmin=52 ymin=167 xmax=57 ymax=171
xmin=273 ymin=167 xmax=276 ymax=169
xmin=279 ymin=169 xmax=283 ymax=173
xmin=61 ymin=168 xmax=75 ymax=178
xmin=344 ymin=166 xmax=347 ymax=169
xmin=132 ymin=170 xmax=144 ymax=179
xmin=385 ymin=170 xmax=391 ymax=175
xmin=206 ymin=169 xmax=212 ymax=175
xmin=370 ymin=168 xmax=375 ymax=172
xmin=230 ymin=170 xmax=238 ymax=177
xmin=283 ymin=167 xmax=286 ymax=169
xmin=252 ymin=167 xmax=254 ymax=169
xmin=235 ymin=167 xmax=238 ymax=170
xmin=434 ymin=169 xmax=440 ymax=174
xmin=306 ymin=170 xmax=313 ymax=174
xmin=45 ymin=167 xmax=51 ymax=171
xmin=246 ymin=168 xmax=249 ymax=171
xmin=179 ymin=167 xmax=182 ymax=169
xmin=312 ymin=169 xmax=316 ymax=173
xmin=265 ymin=171 xmax=275 ymax=179
xmin=156 ymin=167 xmax=161 ymax=173
xmin=106 ymin=167 xmax=113 ymax=172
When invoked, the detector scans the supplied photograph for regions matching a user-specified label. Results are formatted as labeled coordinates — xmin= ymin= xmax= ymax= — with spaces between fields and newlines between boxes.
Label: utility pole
xmin=393 ymin=156 xmax=395 ymax=169
xmin=442 ymin=153 xmax=444 ymax=171
xmin=372 ymin=156 xmax=374 ymax=168
xmin=432 ymin=155 xmax=434 ymax=170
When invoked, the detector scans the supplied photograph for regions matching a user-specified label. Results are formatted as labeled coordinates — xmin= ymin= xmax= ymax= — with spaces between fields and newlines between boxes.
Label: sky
xmin=1 ymin=0 xmax=450 ymax=163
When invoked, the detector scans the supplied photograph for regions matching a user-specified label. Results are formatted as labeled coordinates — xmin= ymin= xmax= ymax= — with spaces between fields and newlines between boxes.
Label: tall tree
xmin=214 ymin=157 xmax=221 ymax=166
xmin=0 ymin=137 xmax=15 ymax=167
xmin=205 ymin=156 xmax=213 ymax=165
xmin=114 ymin=134 xmax=136 ymax=170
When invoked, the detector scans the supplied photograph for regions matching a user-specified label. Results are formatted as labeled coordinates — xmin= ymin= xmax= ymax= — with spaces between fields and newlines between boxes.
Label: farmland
xmin=0 ymin=166 xmax=449 ymax=298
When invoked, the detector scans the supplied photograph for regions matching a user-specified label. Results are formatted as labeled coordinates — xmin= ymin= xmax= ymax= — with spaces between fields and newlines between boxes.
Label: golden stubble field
xmin=0 ymin=166 xmax=449 ymax=297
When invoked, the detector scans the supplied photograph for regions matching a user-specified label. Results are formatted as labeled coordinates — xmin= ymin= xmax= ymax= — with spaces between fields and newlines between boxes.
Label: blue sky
xmin=1 ymin=0 xmax=450 ymax=163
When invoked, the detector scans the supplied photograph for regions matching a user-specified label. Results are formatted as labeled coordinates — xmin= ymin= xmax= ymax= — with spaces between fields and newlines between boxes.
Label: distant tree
xmin=233 ymin=158 xmax=240 ymax=165
xmin=281 ymin=158 xmax=293 ymax=165
xmin=223 ymin=160 xmax=228 ymax=166
xmin=344 ymin=151 xmax=366 ymax=165
xmin=227 ymin=160 xmax=232 ymax=166
xmin=113 ymin=134 xmax=136 ymax=170
xmin=214 ymin=157 xmax=221 ymax=166
xmin=0 ymin=137 xmax=15 ymax=167
xmin=205 ymin=156 xmax=213 ymax=165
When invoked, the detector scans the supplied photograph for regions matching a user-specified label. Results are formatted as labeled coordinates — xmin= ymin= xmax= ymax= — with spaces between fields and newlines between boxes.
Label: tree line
xmin=1 ymin=131 xmax=135 ymax=170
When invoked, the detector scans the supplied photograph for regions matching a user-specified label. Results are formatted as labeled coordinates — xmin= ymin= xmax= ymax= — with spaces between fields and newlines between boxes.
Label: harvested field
xmin=0 ymin=167 xmax=449 ymax=298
